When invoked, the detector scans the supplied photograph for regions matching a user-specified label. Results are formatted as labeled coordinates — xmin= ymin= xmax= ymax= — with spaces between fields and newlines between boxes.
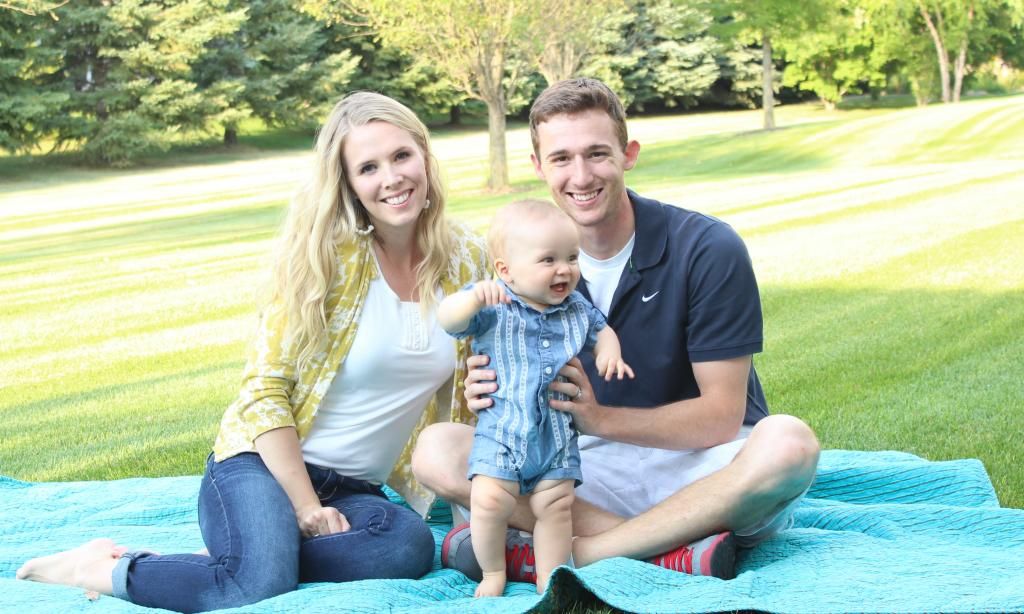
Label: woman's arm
xmin=254 ymin=427 xmax=350 ymax=537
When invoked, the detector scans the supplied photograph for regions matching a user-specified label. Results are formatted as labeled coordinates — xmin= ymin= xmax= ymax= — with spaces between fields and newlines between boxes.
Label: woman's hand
xmin=296 ymin=504 xmax=350 ymax=538
xmin=463 ymin=354 xmax=497 ymax=413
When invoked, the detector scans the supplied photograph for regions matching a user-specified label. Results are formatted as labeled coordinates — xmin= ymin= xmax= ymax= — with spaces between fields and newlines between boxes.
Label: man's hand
xmin=464 ymin=354 xmax=497 ymax=413
xmin=548 ymin=357 xmax=606 ymax=436
xmin=296 ymin=504 xmax=350 ymax=538
xmin=471 ymin=280 xmax=510 ymax=306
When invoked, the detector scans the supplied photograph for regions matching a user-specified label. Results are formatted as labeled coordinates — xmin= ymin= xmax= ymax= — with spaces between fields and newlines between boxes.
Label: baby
xmin=437 ymin=199 xmax=633 ymax=596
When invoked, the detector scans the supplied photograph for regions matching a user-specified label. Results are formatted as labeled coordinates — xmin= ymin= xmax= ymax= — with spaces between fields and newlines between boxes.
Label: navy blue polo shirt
xmin=577 ymin=191 xmax=769 ymax=425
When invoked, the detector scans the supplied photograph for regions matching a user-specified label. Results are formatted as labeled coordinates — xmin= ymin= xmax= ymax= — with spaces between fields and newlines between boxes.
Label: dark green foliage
xmin=194 ymin=0 xmax=359 ymax=143
xmin=0 ymin=9 xmax=68 ymax=152
xmin=586 ymin=0 xmax=722 ymax=112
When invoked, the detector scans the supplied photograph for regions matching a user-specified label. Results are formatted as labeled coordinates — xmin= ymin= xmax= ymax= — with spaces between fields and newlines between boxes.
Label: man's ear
xmin=623 ymin=140 xmax=640 ymax=171
xmin=494 ymin=258 xmax=512 ymax=284
xmin=530 ymin=153 xmax=545 ymax=181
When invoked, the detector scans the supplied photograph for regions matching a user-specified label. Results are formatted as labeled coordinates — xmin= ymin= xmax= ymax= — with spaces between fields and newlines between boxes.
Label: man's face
xmin=531 ymin=109 xmax=639 ymax=230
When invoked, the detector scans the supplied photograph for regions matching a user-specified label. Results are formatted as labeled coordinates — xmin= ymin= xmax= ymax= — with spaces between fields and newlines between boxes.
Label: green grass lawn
xmin=2 ymin=96 xmax=1022 ymax=508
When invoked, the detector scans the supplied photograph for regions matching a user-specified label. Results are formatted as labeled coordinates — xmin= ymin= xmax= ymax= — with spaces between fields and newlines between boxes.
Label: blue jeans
xmin=110 ymin=453 xmax=435 ymax=613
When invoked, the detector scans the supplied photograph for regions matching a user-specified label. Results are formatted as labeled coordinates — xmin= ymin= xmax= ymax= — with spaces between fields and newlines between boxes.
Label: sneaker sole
xmin=700 ymin=531 xmax=737 ymax=580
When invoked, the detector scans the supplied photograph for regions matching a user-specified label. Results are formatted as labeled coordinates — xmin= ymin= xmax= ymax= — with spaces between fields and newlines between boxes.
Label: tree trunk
xmin=449 ymin=105 xmax=461 ymax=126
xmin=485 ymin=98 xmax=509 ymax=192
xmin=918 ymin=3 xmax=951 ymax=103
xmin=952 ymin=4 xmax=974 ymax=103
xmin=953 ymin=41 xmax=967 ymax=103
xmin=223 ymin=126 xmax=238 ymax=147
xmin=761 ymin=34 xmax=775 ymax=130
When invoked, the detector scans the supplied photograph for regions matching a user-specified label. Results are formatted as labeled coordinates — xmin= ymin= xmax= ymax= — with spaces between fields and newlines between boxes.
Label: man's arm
xmin=550 ymin=355 xmax=750 ymax=450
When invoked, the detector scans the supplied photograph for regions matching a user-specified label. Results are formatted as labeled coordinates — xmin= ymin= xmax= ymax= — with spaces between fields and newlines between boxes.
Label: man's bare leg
xmin=16 ymin=538 xmax=125 ymax=595
xmin=572 ymin=415 xmax=820 ymax=565
xmin=469 ymin=475 xmax=518 ymax=597
xmin=528 ymin=479 xmax=574 ymax=593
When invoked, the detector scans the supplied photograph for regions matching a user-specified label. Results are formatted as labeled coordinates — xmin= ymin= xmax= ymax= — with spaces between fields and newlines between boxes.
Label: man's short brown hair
xmin=529 ymin=77 xmax=629 ymax=154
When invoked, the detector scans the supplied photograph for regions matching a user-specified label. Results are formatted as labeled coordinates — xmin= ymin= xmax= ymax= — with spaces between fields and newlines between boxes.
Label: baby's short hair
xmin=487 ymin=199 xmax=570 ymax=258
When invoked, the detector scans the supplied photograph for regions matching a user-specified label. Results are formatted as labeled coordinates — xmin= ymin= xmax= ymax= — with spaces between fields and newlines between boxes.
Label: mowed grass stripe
xmin=0 ymin=204 xmax=284 ymax=266
xmin=742 ymin=166 xmax=1023 ymax=238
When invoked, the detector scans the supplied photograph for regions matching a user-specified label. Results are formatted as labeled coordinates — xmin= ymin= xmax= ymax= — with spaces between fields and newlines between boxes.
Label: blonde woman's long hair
xmin=272 ymin=91 xmax=453 ymax=369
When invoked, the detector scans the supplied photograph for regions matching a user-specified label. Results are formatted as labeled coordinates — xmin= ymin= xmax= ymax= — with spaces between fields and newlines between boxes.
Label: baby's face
xmin=499 ymin=215 xmax=581 ymax=311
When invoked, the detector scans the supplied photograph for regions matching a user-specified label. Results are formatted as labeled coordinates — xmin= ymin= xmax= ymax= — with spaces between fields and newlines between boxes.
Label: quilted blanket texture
xmin=2 ymin=450 xmax=1022 ymax=613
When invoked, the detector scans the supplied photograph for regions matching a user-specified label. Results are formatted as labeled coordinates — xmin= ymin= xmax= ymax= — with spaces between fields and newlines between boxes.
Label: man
xmin=412 ymin=77 xmax=820 ymax=581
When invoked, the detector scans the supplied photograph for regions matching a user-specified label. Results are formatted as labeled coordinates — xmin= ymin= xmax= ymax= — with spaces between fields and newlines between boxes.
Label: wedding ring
xmin=572 ymin=385 xmax=584 ymax=401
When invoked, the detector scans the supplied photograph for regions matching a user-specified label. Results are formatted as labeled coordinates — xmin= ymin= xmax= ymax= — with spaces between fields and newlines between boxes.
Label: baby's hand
xmin=595 ymin=352 xmax=635 ymax=381
xmin=472 ymin=280 xmax=511 ymax=306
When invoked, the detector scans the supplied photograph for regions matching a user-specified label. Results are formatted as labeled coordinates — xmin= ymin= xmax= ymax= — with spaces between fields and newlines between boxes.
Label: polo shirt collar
xmin=626 ymin=189 xmax=668 ymax=271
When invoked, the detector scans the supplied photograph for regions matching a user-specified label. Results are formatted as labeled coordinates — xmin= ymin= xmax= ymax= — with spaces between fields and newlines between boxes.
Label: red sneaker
xmin=649 ymin=531 xmax=736 ymax=579
xmin=440 ymin=522 xmax=538 ymax=583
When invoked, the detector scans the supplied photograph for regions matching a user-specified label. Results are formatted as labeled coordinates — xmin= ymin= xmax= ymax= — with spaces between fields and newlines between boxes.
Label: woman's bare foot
xmin=16 ymin=538 xmax=122 ymax=595
xmin=474 ymin=571 xmax=506 ymax=597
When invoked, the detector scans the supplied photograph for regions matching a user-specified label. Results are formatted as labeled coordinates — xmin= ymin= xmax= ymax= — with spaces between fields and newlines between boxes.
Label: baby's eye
xmin=541 ymin=257 xmax=554 ymax=264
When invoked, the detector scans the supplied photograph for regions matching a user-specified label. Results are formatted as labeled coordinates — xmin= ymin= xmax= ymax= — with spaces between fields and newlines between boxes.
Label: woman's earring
xmin=355 ymin=224 xmax=375 ymax=237
xmin=424 ymin=198 xmax=431 ymax=209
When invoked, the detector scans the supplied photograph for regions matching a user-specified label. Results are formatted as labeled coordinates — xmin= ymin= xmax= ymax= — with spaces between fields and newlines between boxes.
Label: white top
xmin=301 ymin=271 xmax=456 ymax=483
xmin=579 ymin=233 xmax=635 ymax=316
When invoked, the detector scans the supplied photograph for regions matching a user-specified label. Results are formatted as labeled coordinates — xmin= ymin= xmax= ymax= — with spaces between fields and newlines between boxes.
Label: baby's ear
xmin=494 ymin=258 xmax=512 ymax=283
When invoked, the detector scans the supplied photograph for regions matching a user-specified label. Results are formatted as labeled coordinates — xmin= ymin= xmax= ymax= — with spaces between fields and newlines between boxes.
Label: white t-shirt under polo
xmin=300 ymin=273 xmax=455 ymax=484
xmin=579 ymin=233 xmax=634 ymax=316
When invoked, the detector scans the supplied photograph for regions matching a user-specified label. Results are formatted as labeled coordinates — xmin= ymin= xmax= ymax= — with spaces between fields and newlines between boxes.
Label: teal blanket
xmin=3 ymin=450 xmax=1022 ymax=613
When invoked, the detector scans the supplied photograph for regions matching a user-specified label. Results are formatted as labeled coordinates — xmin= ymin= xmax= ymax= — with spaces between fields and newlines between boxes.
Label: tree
xmin=713 ymin=0 xmax=829 ymax=129
xmin=41 ymin=0 xmax=246 ymax=165
xmin=0 ymin=7 xmax=67 ymax=152
xmin=778 ymin=2 xmax=886 ymax=110
xmin=867 ymin=0 xmax=1024 ymax=104
xmin=194 ymin=0 xmax=359 ymax=146
xmin=583 ymin=0 xmax=722 ymax=112
xmin=531 ymin=0 xmax=625 ymax=85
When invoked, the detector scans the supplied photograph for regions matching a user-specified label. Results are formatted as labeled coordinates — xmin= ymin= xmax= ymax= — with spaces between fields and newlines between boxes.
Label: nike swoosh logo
xmin=641 ymin=291 xmax=660 ymax=302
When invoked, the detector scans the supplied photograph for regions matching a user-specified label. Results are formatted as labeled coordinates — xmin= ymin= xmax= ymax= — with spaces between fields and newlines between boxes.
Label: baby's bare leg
xmin=16 ymin=538 xmax=125 ymax=595
xmin=470 ymin=475 xmax=518 ymax=597
xmin=529 ymin=479 xmax=575 ymax=594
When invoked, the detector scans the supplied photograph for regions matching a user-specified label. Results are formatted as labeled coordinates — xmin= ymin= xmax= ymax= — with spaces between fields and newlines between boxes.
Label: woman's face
xmin=343 ymin=120 xmax=429 ymax=236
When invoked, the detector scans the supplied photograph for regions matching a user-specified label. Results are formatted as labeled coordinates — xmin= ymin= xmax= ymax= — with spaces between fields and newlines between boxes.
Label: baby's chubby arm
xmin=593 ymin=326 xmax=635 ymax=381
xmin=437 ymin=280 xmax=511 ymax=334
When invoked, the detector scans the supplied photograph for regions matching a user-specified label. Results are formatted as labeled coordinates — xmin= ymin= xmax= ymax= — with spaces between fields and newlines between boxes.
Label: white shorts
xmin=576 ymin=426 xmax=800 ymax=546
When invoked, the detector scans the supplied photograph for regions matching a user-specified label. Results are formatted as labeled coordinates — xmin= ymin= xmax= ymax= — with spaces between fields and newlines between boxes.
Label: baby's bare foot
xmin=16 ymin=538 xmax=122 ymax=595
xmin=474 ymin=571 xmax=506 ymax=597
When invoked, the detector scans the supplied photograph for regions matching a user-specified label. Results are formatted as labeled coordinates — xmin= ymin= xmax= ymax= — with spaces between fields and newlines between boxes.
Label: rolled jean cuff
xmin=110 ymin=551 xmax=142 ymax=600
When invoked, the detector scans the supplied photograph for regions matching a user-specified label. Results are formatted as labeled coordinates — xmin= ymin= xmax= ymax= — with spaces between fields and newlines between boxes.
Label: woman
xmin=16 ymin=92 xmax=488 ymax=612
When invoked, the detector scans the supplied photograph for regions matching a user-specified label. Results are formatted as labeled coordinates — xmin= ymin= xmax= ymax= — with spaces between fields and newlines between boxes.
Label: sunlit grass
xmin=1 ymin=95 xmax=1022 ymax=507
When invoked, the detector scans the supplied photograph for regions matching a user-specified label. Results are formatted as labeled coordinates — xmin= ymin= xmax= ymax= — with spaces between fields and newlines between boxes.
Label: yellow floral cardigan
xmin=212 ymin=221 xmax=489 ymax=516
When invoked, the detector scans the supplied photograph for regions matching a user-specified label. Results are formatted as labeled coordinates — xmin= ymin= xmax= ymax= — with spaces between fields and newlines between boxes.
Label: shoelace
xmin=506 ymin=544 xmax=537 ymax=582
xmin=651 ymin=544 xmax=693 ymax=573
